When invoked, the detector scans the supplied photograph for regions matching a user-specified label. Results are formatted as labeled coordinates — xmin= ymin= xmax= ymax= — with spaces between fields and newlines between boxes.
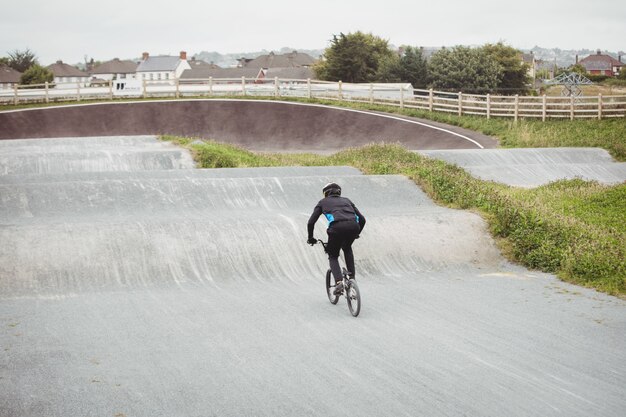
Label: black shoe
xmin=333 ymin=281 xmax=344 ymax=295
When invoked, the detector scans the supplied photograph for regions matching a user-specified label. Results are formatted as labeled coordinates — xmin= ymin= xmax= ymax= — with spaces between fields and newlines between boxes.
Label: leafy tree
xmin=314 ymin=31 xmax=395 ymax=83
xmin=569 ymin=63 xmax=587 ymax=75
xmin=375 ymin=53 xmax=402 ymax=82
xmin=483 ymin=42 xmax=529 ymax=94
xmin=83 ymin=56 xmax=103 ymax=72
xmin=0 ymin=57 xmax=9 ymax=66
xmin=377 ymin=46 xmax=428 ymax=88
xmin=428 ymin=46 xmax=502 ymax=93
xmin=8 ymin=48 xmax=38 ymax=72
xmin=554 ymin=64 xmax=587 ymax=78
xmin=397 ymin=46 xmax=428 ymax=88
xmin=20 ymin=64 xmax=54 ymax=85
xmin=536 ymin=68 xmax=552 ymax=80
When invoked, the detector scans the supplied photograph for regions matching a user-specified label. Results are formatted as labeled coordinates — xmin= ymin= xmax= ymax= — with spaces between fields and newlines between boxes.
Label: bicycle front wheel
xmin=346 ymin=280 xmax=361 ymax=317
xmin=326 ymin=269 xmax=339 ymax=305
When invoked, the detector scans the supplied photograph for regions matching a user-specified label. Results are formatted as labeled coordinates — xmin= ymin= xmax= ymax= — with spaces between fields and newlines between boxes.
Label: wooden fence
xmin=1 ymin=77 xmax=625 ymax=120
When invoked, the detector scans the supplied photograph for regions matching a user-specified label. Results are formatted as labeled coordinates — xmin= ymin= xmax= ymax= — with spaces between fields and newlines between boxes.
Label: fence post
xmin=241 ymin=76 xmax=246 ymax=96
xmin=274 ymin=77 xmax=279 ymax=98
xmin=175 ymin=78 xmax=180 ymax=98
xmin=209 ymin=77 xmax=213 ymax=96
xmin=598 ymin=93 xmax=603 ymax=120
xmin=514 ymin=94 xmax=519 ymax=122
xmin=307 ymin=78 xmax=312 ymax=98
xmin=369 ymin=83 xmax=374 ymax=104
xmin=570 ymin=95 xmax=575 ymax=120
xmin=45 ymin=81 xmax=50 ymax=103
xmin=429 ymin=88 xmax=433 ymax=112
xmin=486 ymin=94 xmax=491 ymax=119
xmin=142 ymin=79 xmax=147 ymax=98
xmin=458 ymin=92 xmax=463 ymax=116
xmin=108 ymin=80 xmax=113 ymax=100
xmin=13 ymin=84 xmax=18 ymax=105
xmin=338 ymin=81 xmax=343 ymax=100
xmin=542 ymin=94 xmax=547 ymax=121
xmin=77 ymin=83 xmax=81 ymax=102
xmin=400 ymin=85 xmax=404 ymax=108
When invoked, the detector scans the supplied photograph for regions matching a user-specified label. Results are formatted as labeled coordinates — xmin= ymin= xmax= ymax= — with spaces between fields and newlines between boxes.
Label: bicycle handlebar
xmin=313 ymin=239 xmax=328 ymax=253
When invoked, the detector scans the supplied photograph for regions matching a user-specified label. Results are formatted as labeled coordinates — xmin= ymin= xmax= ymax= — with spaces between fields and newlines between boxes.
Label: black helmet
xmin=322 ymin=182 xmax=341 ymax=197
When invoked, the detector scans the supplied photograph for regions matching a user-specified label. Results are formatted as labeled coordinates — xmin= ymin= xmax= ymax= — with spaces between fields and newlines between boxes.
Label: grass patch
xmin=258 ymin=97 xmax=626 ymax=162
xmin=301 ymin=99 xmax=626 ymax=161
xmin=162 ymin=136 xmax=626 ymax=297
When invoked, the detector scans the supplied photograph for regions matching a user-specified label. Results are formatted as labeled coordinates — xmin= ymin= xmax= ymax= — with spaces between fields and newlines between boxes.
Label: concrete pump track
xmin=0 ymin=101 xmax=625 ymax=417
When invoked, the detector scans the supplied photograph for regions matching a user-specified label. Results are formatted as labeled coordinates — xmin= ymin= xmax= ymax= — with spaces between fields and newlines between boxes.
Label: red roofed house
xmin=578 ymin=50 xmax=623 ymax=77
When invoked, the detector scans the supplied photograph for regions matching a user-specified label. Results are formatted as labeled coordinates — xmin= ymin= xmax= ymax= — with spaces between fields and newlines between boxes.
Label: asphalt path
xmin=419 ymin=148 xmax=626 ymax=187
xmin=0 ymin=136 xmax=624 ymax=417
xmin=0 ymin=100 xmax=497 ymax=151
xmin=2 ymin=270 xmax=624 ymax=417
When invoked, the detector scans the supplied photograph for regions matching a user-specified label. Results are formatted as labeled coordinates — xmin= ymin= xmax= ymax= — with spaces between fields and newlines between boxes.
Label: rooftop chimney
xmin=142 ymin=52 xmax=149 ymax=60
xmin=597 ymin=49 xmax=601 ymax=55
xmin=575 ymin=54 xmax=578 ymax=64
xmin=180 ymin=51 xmax=187 ymax=60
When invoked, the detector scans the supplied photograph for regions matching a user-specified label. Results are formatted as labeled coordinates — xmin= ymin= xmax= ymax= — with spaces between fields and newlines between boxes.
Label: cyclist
xmin=307 ymin=182 xmax=366 ymax=295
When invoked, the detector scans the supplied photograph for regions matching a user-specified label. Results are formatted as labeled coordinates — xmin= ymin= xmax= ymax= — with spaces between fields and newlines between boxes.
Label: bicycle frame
xmin=316 ymin=239 xmax=349 ymax=281
xmin=314 ymin=239 xmax=361 ymax=317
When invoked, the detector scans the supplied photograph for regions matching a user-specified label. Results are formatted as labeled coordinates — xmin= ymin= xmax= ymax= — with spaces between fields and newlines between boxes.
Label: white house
xmin=47 ymin=60 xmax=90 ymax=87
xmin=0 ymin=65 xmax=21 ymax=90
xmin=89 ymin=58 xmax=138 ymax=82
xmin=136 ymin=51 xmax=191 ymax=83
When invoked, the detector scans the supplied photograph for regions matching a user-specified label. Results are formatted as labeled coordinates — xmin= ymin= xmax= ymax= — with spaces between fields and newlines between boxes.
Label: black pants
xmin=326 ymin=221 xmax=360 ymax=283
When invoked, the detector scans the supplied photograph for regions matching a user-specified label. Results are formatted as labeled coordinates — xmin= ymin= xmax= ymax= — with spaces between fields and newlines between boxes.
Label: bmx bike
xmin=314 ymin=239 xmax=361 ymax=317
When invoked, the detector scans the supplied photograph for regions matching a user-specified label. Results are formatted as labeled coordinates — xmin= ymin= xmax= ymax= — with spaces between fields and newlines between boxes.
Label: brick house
xmin=578 ymin=50 xmax=623 ymax=77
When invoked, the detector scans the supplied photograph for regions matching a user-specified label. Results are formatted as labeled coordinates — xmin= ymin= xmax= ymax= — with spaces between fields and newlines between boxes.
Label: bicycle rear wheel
xmin=346 ymin=280 xmax=361 ymax=317
xmin=325 ymin=269 xmax=339 ymax=305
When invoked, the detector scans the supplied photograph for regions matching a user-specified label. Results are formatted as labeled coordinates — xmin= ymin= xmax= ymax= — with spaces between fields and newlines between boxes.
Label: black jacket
xmin=307 ymin=195 xmax=366 ymax=239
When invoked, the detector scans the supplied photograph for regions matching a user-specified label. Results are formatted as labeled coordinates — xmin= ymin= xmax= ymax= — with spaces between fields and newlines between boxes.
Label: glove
xmin=307 ymin=237 xmax=317 ymax=245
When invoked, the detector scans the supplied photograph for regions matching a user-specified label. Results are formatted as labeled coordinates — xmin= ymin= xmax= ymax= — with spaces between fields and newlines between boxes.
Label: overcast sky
xmin=2 ymin=0 xmax=624 ymax=65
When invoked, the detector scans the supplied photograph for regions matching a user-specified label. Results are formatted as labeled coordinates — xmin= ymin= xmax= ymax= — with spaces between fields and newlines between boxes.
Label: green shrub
xmin=604 ymin=78 xmax=626 ymax=87
xmin=587 ymin=74 xmax=609 ymax=82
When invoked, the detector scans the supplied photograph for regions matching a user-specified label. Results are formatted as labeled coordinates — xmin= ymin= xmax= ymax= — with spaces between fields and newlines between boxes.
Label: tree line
xmin=6 ymin=35 xmax=623 ymax=91
xmin=313 ymin=31 xmax=531 ymax=94
xmin=0 ymin=49 xmax=53 ymax=85
xmin=0 ymin=40 xmax=533 ymax=93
